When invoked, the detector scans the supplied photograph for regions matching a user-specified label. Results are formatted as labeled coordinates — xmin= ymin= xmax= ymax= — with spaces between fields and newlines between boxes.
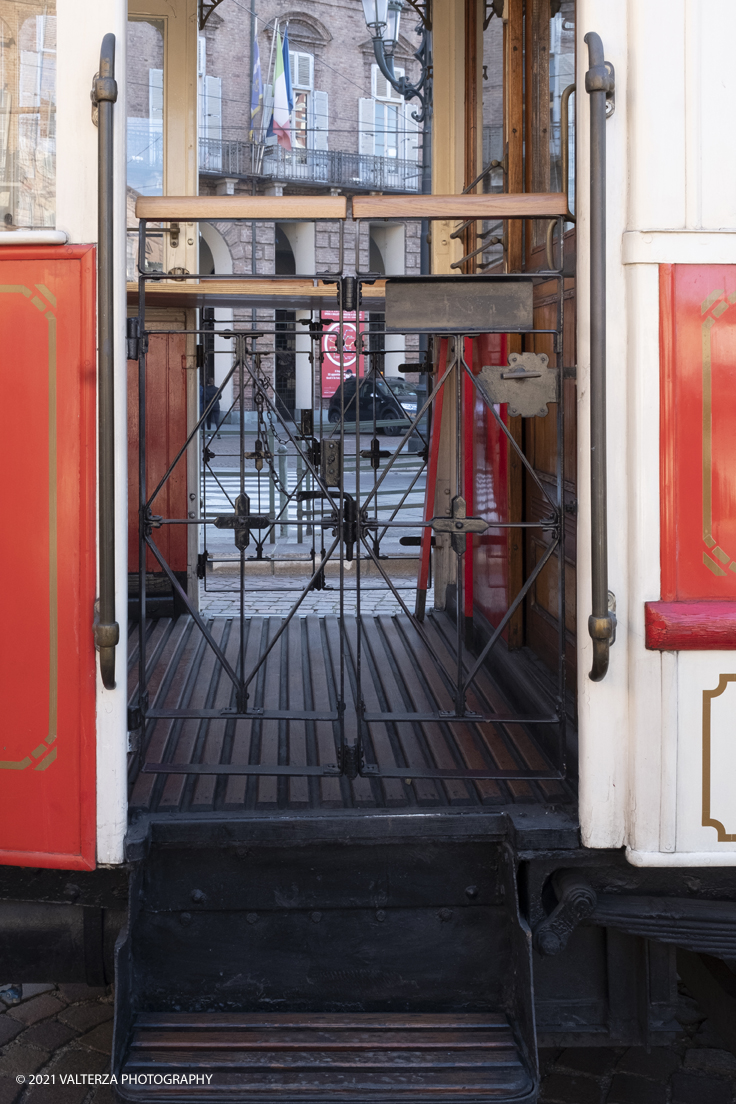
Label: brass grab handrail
xmin=92 ymin=34 xmax=119 ymax=690
xmin=584 ymin=32 xmax=616 ymax=681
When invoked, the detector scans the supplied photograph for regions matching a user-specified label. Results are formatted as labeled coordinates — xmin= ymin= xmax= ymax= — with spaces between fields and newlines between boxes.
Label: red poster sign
xmin=0 ymin=246 xmax=97 ymax=868
xmin=647 ymin=264 xmax=736 ymax=649
xmin=320 ymin=310 xmax=365 ymax=398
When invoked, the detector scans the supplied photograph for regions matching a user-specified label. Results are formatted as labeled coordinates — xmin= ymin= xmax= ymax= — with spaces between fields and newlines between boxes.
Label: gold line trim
xmin=701 ymin=301 xmax=736 ymax=576
xmin=0 ymin=285 xmax=31 ymax=297
xmin=0 ymin=287 xmax=58 ymax=771
xmin=702 ymin=315 xmax=715 ymax=545
xmin=701 ymin=288 xmax=724 ymax=313
xmin=35 ymin=283 xmax=57 ymax=307
xmin=47 ymin=313 xmax=58 ymax=752
xmin=703 ymin=674 xmax=736 ymax=842
xmin=704 ymin=552 xmax=727 ymax=576
xmin=35 ymin=747 xmax=57 ymax=772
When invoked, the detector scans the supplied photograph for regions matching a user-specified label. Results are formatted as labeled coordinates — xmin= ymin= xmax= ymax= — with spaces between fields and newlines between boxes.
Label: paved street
xmin=1 ymin=980 xmax=734 ymax=1103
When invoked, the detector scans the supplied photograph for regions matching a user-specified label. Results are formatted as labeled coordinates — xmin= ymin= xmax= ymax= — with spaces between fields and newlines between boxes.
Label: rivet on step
xmin=465 ymin=886 xmax=479 ymax=900
xmin=180 ymin=912 xmax=192 ymax=926
xmin=311 ymin=911 xmax=322 ymax=923
xmin=438 ymin=908 xmax=453 ymax=922
xmin=246 ymin=913 xmax=258 ymax=925
xmin=376 ymin=910 xmax=386 ymax=922
xmin=191 ymin=889 xmax=207 ymax=904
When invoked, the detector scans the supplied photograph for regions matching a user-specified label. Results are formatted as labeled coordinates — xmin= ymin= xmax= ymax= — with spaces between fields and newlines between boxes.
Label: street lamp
xmin=359 ymin=0 xmax=430 ymax=123
xmin=385 ymin=1 xmax=402 ymax=55
xmin=360 ymin=0 xmax=389 ymax=34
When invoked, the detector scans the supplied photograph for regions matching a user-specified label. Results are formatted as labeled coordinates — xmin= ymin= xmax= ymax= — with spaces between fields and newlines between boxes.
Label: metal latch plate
xmin=477 ymin=352 xmax=558 ymax=418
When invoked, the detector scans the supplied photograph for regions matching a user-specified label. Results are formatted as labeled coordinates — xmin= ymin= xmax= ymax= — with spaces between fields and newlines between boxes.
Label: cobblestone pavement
xmin=1 ymin=981 xmax=732 ymax=1103
xmin=0 ymin=984 xmax=114 ymax=1104
xmin=199 ymin=577 xmax=432 ymax=616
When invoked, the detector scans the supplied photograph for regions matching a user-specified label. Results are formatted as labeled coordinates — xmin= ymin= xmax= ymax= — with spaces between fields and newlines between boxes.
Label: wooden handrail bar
xmin=352 ymin=193 xmax=568 ymax=219
xmin=134 ymin=195 xmax=348 ymax=221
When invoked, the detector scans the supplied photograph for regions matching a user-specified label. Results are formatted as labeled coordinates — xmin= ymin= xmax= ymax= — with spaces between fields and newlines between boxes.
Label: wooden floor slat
xmin=130 ymin=613 xmax=573 ymax=815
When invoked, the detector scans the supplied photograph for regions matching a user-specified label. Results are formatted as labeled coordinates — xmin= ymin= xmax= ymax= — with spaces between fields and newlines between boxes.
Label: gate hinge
xmin=126 ymin=317 xmax=148 ymax=361
xmin=196 ymin=551 xmax=211 ymax=580
xmin=340 ymin=742 xmax=362 ymax=780
xmin=127 ymin=705 xmax=143 ymax=732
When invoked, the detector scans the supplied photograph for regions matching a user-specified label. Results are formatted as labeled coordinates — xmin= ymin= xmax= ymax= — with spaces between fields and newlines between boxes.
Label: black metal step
xmin=117 ymin=1013 xmax=535 ymax=1102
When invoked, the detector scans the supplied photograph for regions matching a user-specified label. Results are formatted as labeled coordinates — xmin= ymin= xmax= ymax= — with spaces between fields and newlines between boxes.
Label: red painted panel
xmin=127 ymin=335 xmax=188 ymax=573
xmin=651 ymin=265 xmax=736 ymax=648
xmin=0 ymin=246 xmax=96 ymax=869
xmin=471 ymin=334 xmax=509 ymax=630
xmin=645 ymin=601 xmax=736 ymax=650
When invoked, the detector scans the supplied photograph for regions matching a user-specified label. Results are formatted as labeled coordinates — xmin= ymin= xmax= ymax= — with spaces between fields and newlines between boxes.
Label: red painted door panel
xmin=0 ymin=246 xmax=96 ymax=869
xmin=648 ymin=265 xmax=736 ymax=649
xmin=661 ymin=265 xmax=736 ymax=600
xmin=127 ymin=334 xmax=188 ymax=573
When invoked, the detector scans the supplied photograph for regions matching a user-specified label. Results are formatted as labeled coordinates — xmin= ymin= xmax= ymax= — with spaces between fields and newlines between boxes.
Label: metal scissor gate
xmin=129 ymin=196 xmax=570 ymax=795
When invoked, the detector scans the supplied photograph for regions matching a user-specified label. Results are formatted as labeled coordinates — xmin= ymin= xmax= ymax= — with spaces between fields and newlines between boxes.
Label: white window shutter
xmin=149 ymin=68 xmax=163 ymax=122
xmin=358 ymin=97 xmax=374 ymax=155
xmin=299 ymin=52 xmax=313 ymax=90
xmin=312 ymin=90 xmax=328 ymax=150
xmin=290 ymin=51 xmax=314 ymax=90
xmin=371 ymin=63 xmax=404 ymax=101
xmin=205 ymin=75 xmax=222 ymax=139
xmin=198 ymin=36 xmax=207 ymax=76
xmin=401 ymin=101 xmax=420 ymax=162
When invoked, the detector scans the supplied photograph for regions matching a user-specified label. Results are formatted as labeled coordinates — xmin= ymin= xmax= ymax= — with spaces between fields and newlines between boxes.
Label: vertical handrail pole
xmin=584 ymin=32 xmax=615 ymax=682
xmin=92 ymin=34 xmax=119 ymax=690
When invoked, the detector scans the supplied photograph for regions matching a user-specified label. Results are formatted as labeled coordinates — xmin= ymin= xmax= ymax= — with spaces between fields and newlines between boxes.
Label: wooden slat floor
xmin=120 ymin=1014 xmax=533 ymax=1101
xmin=127 ymin=614 xmax=573 ymax=815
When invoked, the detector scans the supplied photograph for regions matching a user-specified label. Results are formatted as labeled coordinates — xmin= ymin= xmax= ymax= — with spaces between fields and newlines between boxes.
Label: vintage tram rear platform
xmin=127 ymin=613 xmax=575 ymax=819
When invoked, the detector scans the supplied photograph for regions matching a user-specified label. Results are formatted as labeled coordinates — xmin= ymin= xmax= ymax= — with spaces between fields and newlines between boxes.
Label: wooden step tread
xmin=135 ymin=1013 xmax=508 ymax=1029
xmin=131 ymin=1029 xmax=516 ymax=1050
xmin=119 ymin=1014 xmax=534 ymax=1102
xmin=129 ymin=1048 xmax=523 ymax=1070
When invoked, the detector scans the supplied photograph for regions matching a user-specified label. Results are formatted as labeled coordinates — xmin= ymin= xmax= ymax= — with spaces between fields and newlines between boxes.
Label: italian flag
xmin=271 ymin=30 xmax=292 ymax=151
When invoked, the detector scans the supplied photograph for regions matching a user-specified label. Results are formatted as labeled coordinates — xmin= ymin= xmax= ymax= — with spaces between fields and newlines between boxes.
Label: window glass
xmin=549 ymin=0 xmax=575 ymax=214
xmin=374 ymin=101 xmax=399 ymax=159
xmin=126 ymin=18 xmax=164 ymax=197
xmin=0 ymin=0 xmax=56 ymax=230
xmin=126 ymin=18 xmax=164 ymax=278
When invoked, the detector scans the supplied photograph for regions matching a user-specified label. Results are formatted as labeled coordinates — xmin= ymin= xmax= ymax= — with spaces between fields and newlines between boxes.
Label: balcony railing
xmin=198 ymin=137 xmax=421 ymax=193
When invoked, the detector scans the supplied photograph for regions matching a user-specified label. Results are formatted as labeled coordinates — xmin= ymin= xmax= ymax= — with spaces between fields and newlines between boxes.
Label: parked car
xmin=328 ymin=375 xmax=420 ymax=436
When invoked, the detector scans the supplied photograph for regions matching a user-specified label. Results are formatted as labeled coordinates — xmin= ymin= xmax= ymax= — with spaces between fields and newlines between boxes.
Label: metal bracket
xmin=338 ymin=276 xmax=359 ymax=313
xmin=533 ymin=870 xmax=597 ymax=956
xmin=214 ymin=493 xmax=270 ymax=551
xmin=321 ymin=439 xmax=342 ymax=487
xmin=243 ymin=439 xmax=272 ymax=472
xmin=477 ymin=352 xmax=558 ymax=418
xmin=430 ymin=496 xmax=488 ymax=555
xmin=90 ymin=69 xmax=117 ymax=127
xmin=199 ymin=0 xmax=227 ymax=29
xmin=327 ymin=493 xmax=363 ymax=562
xmin=340 ymin=742 xmax=362 ymax=780
xmin=360 ymin=438 xmax=390 ymax=470
xmin=586 ymin=57 xmax=616 ymax=117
